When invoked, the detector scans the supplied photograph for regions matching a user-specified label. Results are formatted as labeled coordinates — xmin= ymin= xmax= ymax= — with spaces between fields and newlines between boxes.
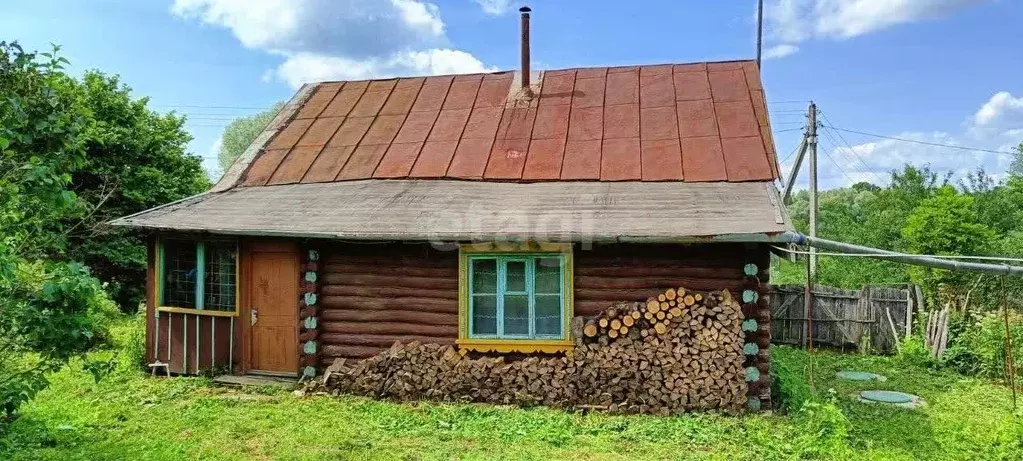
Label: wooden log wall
xmin=574 ymin=244 xmax=753 ymax=316
xmin=317 ymin=241 xmax=771 ymax=410
xmin=319 ymin=243 xmax=459 ymax=362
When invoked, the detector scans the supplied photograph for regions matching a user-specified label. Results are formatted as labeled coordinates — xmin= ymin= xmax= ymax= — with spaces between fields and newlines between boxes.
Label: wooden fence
xmin=771 ymin=284 xmax=922 ymax=353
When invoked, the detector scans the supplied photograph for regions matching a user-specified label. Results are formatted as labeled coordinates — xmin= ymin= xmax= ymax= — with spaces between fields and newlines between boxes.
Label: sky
xmin=3 ymin=0 xmax=1022 ymax=189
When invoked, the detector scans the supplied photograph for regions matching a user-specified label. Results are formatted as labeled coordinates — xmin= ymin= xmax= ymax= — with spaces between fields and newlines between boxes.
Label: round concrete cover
xmin=860 ymin=390 xmax=914 ymax=404
xmin=836 ymin=371 xmax=884 ymax=381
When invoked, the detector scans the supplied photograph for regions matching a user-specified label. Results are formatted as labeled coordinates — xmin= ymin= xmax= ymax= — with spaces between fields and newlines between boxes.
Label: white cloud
xmin=172 ymin=0 xmax=491 ymax=87
xmin=275 ymin=50 xmax=495 ymax=87
xmin=784 ymin=90 xmax=1023 ymax=189
xmin=474 ymin=0 xmax=513 ymax=15
xmin=971 ymin=91 xmax=1023 ymax=128
xmin=762 ymin=44 xmax=799 ymax=60
xmin=204 ymin=135 xmax=224 ymax=181
xmin=764 ymin=0 xmax=986 ymax=58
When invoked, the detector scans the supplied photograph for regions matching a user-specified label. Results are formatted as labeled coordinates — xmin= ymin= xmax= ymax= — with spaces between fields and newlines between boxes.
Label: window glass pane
xmin=471 ymin=259 xmax=497 ymax=294
xmin=162 ymin=240 xmax=197 ymax=309
xmin=534 ymin=294 xmax=562 ymax=336
xmin=534 ymin=257 xmax=561 ymax=294
xmin=472 ymin=295 xmax=498 ymax=336
xmin=204 ymin=242 xmax=237 ymax=311
xmin=503 ymin=294 xmax=529 ymax=335
xmin=506 ymin=260 xmax=526 ymax=292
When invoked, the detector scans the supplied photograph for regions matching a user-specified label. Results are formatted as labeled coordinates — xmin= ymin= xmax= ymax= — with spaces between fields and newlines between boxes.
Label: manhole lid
xmin=860 ymin=390 xmax=914 ymax=404
xmin=836 ymin=371 xmax=886 ymax=381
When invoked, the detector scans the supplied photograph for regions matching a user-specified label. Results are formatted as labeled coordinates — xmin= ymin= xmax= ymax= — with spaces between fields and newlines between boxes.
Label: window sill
xmin=456 ymin=338 xmax=574 ymax=354
xmin=156 ymin=306 xmax=238 ymax=317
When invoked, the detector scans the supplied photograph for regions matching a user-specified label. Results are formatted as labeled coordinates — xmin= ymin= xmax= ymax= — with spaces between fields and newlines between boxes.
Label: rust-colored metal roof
xmin=235 ymin=60 xmax=779 ymax=187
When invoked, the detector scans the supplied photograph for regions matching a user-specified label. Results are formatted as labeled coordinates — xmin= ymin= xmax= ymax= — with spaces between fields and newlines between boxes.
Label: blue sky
xmin=4 ymin=0 xmax=1022 ymax=188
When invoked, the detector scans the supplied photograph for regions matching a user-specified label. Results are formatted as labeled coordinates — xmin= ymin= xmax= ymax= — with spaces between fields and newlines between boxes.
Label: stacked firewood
xmin=583 ymin=287 xmax=725 ymax=340
xmin=316 ymin=287 xmax=748 ymax=414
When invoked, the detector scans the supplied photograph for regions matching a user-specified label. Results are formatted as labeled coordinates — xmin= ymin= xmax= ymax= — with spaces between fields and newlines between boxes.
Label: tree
xmin=960 ymin=167 xmax=1023 ymax=236
xmin=0 ymin=42 xmax=114 ymax=418
xmin=1010 ymin=142 xmax=1023 ymax=177
xmin=902 ymin=186 xmax=997 ymax=307
xmin=65 ymin=71 xmax=209 ymax=309
xmin=217 ymin=102 xmax=284 ymax=172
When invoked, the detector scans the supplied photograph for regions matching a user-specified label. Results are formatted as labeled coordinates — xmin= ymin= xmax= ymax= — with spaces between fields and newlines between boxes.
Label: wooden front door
xmin=248 ymin=245 xmax=299 ymax=375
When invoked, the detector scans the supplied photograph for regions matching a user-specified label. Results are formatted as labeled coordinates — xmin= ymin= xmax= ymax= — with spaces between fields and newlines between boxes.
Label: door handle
xmin=251 ymin=308 xmax=258 ymax=326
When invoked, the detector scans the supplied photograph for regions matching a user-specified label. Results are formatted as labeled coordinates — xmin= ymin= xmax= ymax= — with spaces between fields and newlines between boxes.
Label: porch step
xmin=213 ymin=374 xmax=298 ymax=388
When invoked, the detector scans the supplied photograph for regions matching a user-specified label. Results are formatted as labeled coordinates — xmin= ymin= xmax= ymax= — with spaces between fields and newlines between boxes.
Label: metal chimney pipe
xmin=520 ymin=6 xmax=531 ymax=90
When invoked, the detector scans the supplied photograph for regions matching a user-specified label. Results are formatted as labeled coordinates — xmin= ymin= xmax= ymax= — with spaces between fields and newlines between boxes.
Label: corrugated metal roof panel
xmin=213 ymin=60 xmax=783 ymax=190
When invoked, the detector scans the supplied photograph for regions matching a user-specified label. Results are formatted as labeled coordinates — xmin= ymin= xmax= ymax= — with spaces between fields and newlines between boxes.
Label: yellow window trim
xmin=455 ymin=339 xmax=575 ymax=355
xmin=457 ymin=242 xmax=574 ymax=354
xmin=155 ymin=236 xmax=240 ymax=317
xmin=156 ymin=306 xmax=238 ymax=317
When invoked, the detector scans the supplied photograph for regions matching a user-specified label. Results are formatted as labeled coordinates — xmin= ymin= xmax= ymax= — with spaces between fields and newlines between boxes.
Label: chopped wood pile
xmin=316 ymin=287 xmax=748 ymax=415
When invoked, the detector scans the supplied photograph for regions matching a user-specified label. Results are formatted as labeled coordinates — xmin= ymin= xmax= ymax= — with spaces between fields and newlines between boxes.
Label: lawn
xmin=2 ymin=319 xmax=1021 ymax=460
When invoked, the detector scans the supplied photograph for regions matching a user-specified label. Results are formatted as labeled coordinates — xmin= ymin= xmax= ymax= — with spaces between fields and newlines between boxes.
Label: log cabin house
xmin=111 ymin=13 xmax=791 ymax=411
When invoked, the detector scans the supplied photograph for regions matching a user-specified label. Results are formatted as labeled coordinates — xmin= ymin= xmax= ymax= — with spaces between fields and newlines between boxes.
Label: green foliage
xmin=897 ymin=335 xmax=934 ymax=368
xmin=0 ymin=42 xmax=87 ymax=269
xmin=902 ymin=186 xmax=996 ymax=302
xmin=64 ymin=71 xmax=209 ymax=309
xmin=778 ymin=164 xmax=1022 ymax=315
xmin=0 ymin=42 xmax=195 ymax=418
xmin=0 ymin=261 xmax=115 ymax=417
xmin=792 ymin=395 xmax=853 ymax=458
xmin=120 ymin=309 xmax=148 ymax=373
xmin=216 ymin=101 xmax=284 ymax=172
xmin=902 ymin=186 xmax=994 ymax=256
xmin=770 ymin=349 xmax=812 ymax=411
xmin=944 ymin=312 xmax=1023 ymax=379
xmin=1010 ymin=142 xmax=1023 ymax=177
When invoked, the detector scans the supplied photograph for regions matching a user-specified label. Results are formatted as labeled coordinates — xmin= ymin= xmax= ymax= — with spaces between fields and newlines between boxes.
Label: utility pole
xmin=796 ymin=101 xmax=819 ymax=349
xmin=807 ymin=102 xmax=818 ymax=281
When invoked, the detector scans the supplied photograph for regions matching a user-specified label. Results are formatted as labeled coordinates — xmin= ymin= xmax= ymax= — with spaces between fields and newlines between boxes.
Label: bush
xmin=898 ymin=335 xmax=935 ymax=368
xmin=791 ymin=395 xmax=853 ymax=458
xmin=945 ymin=312 xmax=1023 ymax=380
xmin=0 ymin=261 xmax=115 ymax=418
xmin=770 ymin=347 xmax=812 ymax=411
xmin=119 ymin=306 xmax=148 ymax=373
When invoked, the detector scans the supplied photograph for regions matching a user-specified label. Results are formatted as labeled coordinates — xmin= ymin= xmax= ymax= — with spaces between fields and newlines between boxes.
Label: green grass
xmin=2 ymin=319 xmax=1021 ymax=460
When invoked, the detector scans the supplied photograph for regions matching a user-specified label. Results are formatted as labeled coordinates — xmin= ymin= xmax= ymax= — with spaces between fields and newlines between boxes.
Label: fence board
xmin=770 ymin=284 xmax=915 ymax=353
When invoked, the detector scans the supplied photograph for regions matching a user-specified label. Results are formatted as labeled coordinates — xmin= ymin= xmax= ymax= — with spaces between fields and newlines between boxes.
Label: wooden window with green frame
xmin=457 ymin=244 xmax=574 ymax=353
xmin=157 ymin=238 xmax=239 ymax=315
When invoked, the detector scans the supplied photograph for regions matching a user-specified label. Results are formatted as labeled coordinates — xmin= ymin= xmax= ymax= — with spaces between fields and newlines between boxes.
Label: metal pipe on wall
xmin=782 ymin=231 xmax=1023 ymax=276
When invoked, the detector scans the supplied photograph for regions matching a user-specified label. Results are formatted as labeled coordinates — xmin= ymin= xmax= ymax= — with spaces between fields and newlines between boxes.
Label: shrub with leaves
xmin=0 ymin=261 xmax=115 ymax=417
xmin=0 ymin=42 xmax=119 ymax=419
xmin=792 ymin=395 xmax=853 ymax=458
xmin=944 ymin=312 xmax=1023 ymax=380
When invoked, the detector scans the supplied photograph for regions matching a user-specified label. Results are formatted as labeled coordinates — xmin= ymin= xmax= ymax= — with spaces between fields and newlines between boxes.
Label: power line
xmin=153 ymin=104 xmax=272 ymax=110
xmin=817 ymin=112 xmax=893 ymax=184
xmin=775 ymin=127 xmax=803 ymax=134
xmin=823 ymin=125 xmax=1019 ymax=156
xmin=781 ymin=140 xmax=803 ymax=164
xmin=818 ymin=144 xmax=861 ymax=186
xmin=817 ymin=122 xmax=888 ymax=185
